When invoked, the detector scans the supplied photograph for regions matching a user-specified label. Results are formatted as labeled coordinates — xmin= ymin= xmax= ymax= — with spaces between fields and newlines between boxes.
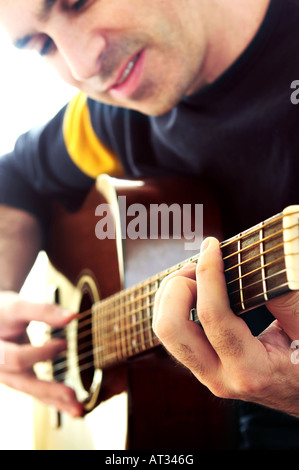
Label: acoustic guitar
xmin=32 ymin=175 xmax=299 ymax=450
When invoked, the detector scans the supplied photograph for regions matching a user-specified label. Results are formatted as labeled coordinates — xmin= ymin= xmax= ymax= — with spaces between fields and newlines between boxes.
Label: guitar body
xmin=34 ymin=175 xmax=237 ymax=450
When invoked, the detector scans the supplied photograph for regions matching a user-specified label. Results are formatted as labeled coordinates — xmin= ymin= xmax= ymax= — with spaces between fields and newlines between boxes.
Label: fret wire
xmin=127 ymin=292 xmax=134 ymax=356
xmin=120 ymin=297 xmax=127 ymax=357
xmin=116 ymin=299 xmax=123 ymax=359
xmin=237 ymin=238 xmax=245 ymax=310
xmin=147 ymin=281 xmax=156 ymax=347
xmin=97 ymin=299 xmax=103 ymax=366
xmin=111 ymin=298 xmax=119 ymax=360
xmin=259 ymin=222 xmax=268 ymax=302
xmin=131 ymin=289 xmax=138 ymax=353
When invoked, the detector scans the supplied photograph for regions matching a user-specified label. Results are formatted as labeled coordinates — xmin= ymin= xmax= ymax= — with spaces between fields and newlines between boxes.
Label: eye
xmin=39 ymin=36 xmax=55 ymax=56
xmin=70 ymin=0 xmax=89 ymax=11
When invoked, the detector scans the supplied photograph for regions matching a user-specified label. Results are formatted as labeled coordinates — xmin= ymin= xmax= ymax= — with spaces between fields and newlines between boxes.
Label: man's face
xmin=0 ymin=0 xmax=208 ymax=115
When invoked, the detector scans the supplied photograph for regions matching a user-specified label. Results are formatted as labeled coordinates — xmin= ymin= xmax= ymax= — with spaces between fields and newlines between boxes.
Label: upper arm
xmin=0 ymin=205 xmax=42 ymax=292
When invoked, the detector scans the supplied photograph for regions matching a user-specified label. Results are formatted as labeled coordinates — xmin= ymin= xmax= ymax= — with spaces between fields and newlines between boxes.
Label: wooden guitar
xmin=32 ymin=175 xmax=299 ymax=450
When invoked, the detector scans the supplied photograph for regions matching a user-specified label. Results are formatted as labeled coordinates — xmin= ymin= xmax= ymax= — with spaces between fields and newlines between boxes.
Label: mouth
xmin=108 ymin=49 xmax=145 ymax=99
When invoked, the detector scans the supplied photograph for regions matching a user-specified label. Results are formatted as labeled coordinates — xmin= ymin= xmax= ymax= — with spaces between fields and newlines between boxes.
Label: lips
xmin=108 ymin=50 xmax=145 ymax=98
xmin=113 ymin=53 xmax=140 ymax=87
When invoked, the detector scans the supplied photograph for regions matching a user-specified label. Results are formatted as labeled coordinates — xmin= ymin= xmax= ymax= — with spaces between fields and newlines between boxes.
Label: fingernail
xmin=61 ymin=309 xmax=74 ymax=317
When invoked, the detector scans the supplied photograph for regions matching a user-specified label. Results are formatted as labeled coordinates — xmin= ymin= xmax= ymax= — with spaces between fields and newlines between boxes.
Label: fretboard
xmin=92 ymin=206 xmax=299 ymax=369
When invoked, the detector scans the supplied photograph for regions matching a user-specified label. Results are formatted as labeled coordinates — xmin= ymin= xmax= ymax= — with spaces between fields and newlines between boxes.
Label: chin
xmin=85 ymin=83 xmax=183 ymax=116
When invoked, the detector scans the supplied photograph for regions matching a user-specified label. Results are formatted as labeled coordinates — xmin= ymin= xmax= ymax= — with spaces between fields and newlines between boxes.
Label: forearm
xmin=0 ymin=205 xmax=42 ymax=292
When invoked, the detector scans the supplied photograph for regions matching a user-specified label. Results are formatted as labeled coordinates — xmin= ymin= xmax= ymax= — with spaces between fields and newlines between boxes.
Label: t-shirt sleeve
xmin=0 ymin=93 xmax=124 ymax=226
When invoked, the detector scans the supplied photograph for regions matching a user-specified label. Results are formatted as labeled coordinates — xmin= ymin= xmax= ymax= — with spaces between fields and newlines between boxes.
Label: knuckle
xmin=211 ymin=329 xmax=244 ymax=358
xmin=196 ymin=260 xmax=209 ymax=277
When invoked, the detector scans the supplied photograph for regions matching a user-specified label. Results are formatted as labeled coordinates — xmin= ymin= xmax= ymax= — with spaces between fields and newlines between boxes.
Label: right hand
xmin=0 ymin=291 xmax=83 ymax=417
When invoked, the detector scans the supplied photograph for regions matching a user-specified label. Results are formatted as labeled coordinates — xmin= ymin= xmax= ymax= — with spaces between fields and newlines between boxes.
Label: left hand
xmin=153 ymin=237 xmax=299 ymax=417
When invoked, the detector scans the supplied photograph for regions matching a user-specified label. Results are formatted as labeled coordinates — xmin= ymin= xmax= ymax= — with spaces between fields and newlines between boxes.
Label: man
xmin=0 ymin=0 xmax=299 ymax=449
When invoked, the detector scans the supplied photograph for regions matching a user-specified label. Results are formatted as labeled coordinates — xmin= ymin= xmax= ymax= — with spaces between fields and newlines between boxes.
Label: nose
xmin=52 ymin=27 xmax=106 ymax=81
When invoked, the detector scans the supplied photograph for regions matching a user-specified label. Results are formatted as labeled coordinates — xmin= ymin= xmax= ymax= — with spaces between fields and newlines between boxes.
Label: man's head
xmin=0 ymin=0 xmax=270 ymax=116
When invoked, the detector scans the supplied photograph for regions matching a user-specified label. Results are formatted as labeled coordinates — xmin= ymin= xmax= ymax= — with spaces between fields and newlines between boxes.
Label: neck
xmin=196 ymin=0 xmax=271 ymax=87
xmin=92 ymin=206 xmax=297 ymax=370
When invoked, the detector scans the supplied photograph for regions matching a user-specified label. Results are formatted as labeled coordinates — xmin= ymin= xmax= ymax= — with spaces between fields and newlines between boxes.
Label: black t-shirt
xmin=0 ymin=0 xmax=299 ymax=449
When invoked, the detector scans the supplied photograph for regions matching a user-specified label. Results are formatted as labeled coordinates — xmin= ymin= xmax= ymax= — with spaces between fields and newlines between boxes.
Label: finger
xmin=153 ymin=263 xmax=196 ymax=328
xmin=196 ymin=237 xmax=254 ymax=363
xmin=0 ymin=369 xmax=83 ymax=417
xmin=0 ymin=338 xmax=66 ymax=373
xmin=16 ymin=301 xmax=76 ymax=326
xmin=153 ymin=269 xmax=219 ymax=380
xmin=0 ymin=292 xmax=76 ymax=338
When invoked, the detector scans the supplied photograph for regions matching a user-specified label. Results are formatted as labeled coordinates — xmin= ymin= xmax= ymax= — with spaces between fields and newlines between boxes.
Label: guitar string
xmin=52 ymin=240 xmax=297 ymax=377
xmin=64 ymin=263 xmax=291 ymax=356
xmin=49 ymin=213 xmax=299 ymax=377
xmin=51 ymin=278 xmax=294 ymax=382
xmin=53 ymin=231 xmax=297 ymax=357
xmin=65 ymin=263 xmax=291 ymax=347
xmin=86 ymin=214 xmax=289 ymax=315
xmin=72 ymin=221 xmax=297 ymax=325
xmin=67 ymin=253 xmax=293 ymax=361
xmin=220 ymin=210 xmax=299 ymax=249
xmin=51 ymin=264 xmax=292 ymax=378
xmin=53 ymin=210 xmax=298 ymax=335
xmin=70 ymin=238 xmax=297 ymax=338
xmin=222 ymin=222 xmax=298 ymax=259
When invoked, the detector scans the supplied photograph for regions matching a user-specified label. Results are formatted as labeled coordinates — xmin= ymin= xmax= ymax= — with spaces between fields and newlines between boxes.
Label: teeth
xmin=116 ymin=57 xmax=137 ymax=86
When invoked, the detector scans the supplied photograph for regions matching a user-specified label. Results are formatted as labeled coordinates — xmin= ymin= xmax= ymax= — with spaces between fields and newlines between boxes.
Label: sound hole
xmin=51 ymin=288 xmax=67 ymax=384
xmin=78 ymin=286 xmax=95 ymax=393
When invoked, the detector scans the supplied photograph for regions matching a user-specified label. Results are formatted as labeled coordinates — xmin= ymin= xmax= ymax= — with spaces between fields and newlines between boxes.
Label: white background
xmin=0 ymin=28 xmax=76 ymax=450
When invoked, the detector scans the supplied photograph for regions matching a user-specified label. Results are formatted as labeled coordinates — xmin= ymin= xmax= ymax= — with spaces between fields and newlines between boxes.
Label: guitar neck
xmin=92 ymin=206 xmax=299 ymax=369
